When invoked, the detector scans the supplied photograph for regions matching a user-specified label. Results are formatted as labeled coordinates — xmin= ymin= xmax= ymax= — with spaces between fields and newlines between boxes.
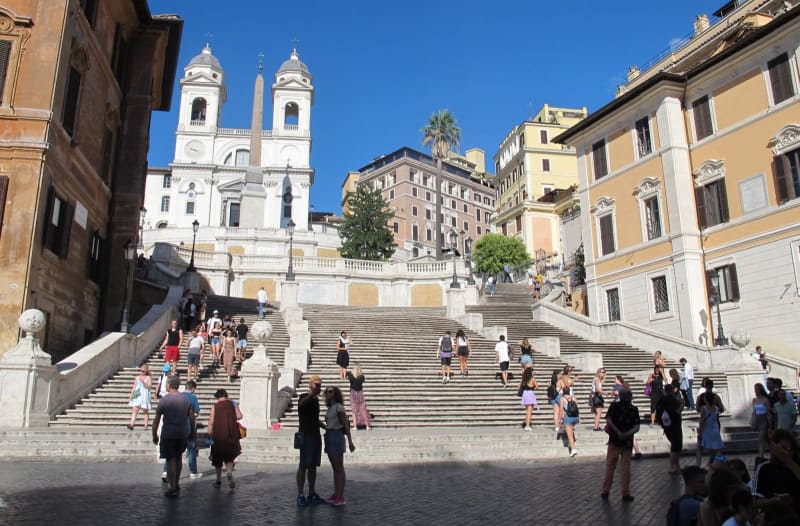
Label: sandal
xmin=213 ymin=480 xmax=222 ymax=488
xmin=227 ymin=473 xmax=235 ymax=489
xmin=125 ymin=424 xmax=134 ymax=431
xmin=164 ymin=489 xmax=179 ymax=498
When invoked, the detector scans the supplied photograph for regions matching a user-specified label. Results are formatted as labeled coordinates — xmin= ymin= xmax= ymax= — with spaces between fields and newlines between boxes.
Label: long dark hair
xmin=455 ymin=329 xmax=466 ymax=340
xmin=325 ymin=386 xmax=344 ymax=406
xmin=521 ymin=367 xmax=533 ymax=386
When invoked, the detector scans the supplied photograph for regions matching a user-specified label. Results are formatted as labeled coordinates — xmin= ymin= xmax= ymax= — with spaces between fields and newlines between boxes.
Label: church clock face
xmin=184 ymin=140 xmax=205 ymax=159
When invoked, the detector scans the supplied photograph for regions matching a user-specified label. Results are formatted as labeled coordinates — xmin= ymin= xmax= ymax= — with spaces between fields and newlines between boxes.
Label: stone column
xmin=239 ymin=320 xmax=281 ymax=430
xmin=446 ymin=287 xmax=466 ymax=318
xmin=0 ymin=310 xmax=58 ymax=427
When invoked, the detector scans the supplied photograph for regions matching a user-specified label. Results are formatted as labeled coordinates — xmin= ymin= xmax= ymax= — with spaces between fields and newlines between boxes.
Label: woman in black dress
xmin=336 ymin=331 xmax=351 ymax=380
xmin=647 ymin=366 xmax=666 ymax=426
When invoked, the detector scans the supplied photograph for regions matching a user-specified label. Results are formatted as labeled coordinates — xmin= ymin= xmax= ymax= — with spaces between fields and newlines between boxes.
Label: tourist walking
xmin=752 ymin=383 xmax=772 ymax=458
xmin=152 ymin=376 xmax=195 ymax=498
xmin=502 ymin=263 xmax=512 ymax=283
xmin=323 ymin=386 xmax=356 ymax=506
xmin=659 ymin=371 xmax=685 ymax=474
xmin=336 ymin=331 xmax=351 ymax=380
xmin=438 ymin=330 xmax=454 ymax=383
xmin=346 ymin=364 xmax=372 ymax=430
xmin=696 ymin=380 xmax=725 ymax=467
xmin=518 ymin=367 xmax=539 ymax=431
xmin=256 ymin=286 xmax=268 ymax=318
xmin=646 ymin=366 xmax=666 ymax=426
xmin=198 ymin=290 xmax=207 ymax=322
xmin=187 ymin=328 xmax=204 ymax=382
xmin=519 ymin=337 xmax=534 ymax=370
xmin=235 ymin=318 xmax=248 ymax=362
xmin=127 ymin=364 xmax=153 ymax=430
xmin=486 ymin=275 xmax=495 ymax=296
xmin=560 ymin=387 xmax=580 ymax=456
xmin=679 ymin=357 xmax=695 ymax=409
xmin=208 ymin=388 xmax=242 ymax=489
xmin=773 ymin=389 xmax=797 ymax=431
xmin=455 ymin=329 xmax=471 ymax=376
xmin=159 ymin=320 xmax=183 ymax=375
xmin=296 ymin=375 xmax=325 ymax=507
xmin=601 ymin=388 xmax=640 ymax=501
xmin=590 ymin=368 xmax=607 ymax=431
xmin=160 ymin=380 xmax=202 ymax=482
xmin=208 ymin=310 xmax=223 ymax=366
xmin=495 ymin=335 xmax=511 ymax=387
xmin=548 ymin=369 xmax=563 ymax=432
xmin=222 ymin=329 xmax=237 ymax=383
xmin=182 ymin=298 xmax=196 ymax=332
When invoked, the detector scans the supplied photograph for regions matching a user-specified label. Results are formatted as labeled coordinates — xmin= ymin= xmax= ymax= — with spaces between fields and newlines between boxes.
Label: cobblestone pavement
xmin=0 ymin=454 xmax=755 ymax=526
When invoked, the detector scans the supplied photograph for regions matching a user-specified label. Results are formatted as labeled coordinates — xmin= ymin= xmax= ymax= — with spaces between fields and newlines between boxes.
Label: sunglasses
xmin=325 ymin=389 xmax=334 ymax=394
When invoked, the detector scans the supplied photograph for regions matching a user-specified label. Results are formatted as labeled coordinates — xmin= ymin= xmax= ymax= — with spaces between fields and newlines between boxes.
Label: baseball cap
xmin=161 ymin=364 xmax=171 ymax=373
xmin=213 ymin=309 xmax=219 ymax=314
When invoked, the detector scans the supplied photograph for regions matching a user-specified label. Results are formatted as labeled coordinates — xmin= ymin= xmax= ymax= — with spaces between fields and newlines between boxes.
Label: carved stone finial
xmin=250 ymin=320 xmax=273 ymax=343
xmin=18 ymin=309 xmax=45 ymax=339
xmin=730 ymin=329 xmax=751 ymax=349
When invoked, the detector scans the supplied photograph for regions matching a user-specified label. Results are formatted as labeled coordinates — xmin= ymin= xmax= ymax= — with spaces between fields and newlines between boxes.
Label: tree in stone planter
xmin=473 ymin=233 xmax=530 ymax=276
xmin=571 ymin=244 xmax=586 ymax=286
xmin=339 ymin=184 xmax=396 ymax=261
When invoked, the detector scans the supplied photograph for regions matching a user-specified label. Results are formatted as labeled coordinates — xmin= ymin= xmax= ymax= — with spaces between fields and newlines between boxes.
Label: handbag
xmin=643 ymin=384 xmax=652 ymax=396
xmin=293 ymin=431 xmax=304 ymax=450
xmin=130 ymin=387 xmax=141 ymax=401
xmin=238 ymin=423 xmax=247 ymax=439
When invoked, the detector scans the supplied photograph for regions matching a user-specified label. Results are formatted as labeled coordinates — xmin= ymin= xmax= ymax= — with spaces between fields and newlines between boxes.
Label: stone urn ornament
xmin=1 ymin=309 xmax=52 ymax=364
xmin=730 ymin=328 xmax=751 ymax=349
xmin=241 ymin=320 xmax=274 ymax=370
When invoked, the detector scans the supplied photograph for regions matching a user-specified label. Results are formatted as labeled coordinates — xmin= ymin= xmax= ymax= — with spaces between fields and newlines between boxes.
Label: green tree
xmin=339 ymin=184 xmax=396 ymax=260
xmin=422 ymin=109 xmax=461 ymax=260
xmin=472 ymin=233 xmax=530 ymax=275
xmin=572 ymin=244 xmax=586 ymax=286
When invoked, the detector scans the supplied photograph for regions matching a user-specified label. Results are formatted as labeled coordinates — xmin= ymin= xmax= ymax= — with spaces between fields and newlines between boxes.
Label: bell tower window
xmin=284 ymin=102 xmax=299 ymax=127
xmin=283 ymin=187 xmax=293 ymax=219
xmin=190 ymin=98 xmax=207 ymax=125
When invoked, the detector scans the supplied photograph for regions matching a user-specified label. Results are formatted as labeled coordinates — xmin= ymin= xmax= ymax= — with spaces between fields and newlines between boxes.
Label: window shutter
xmin=729 ymin=264 xmax=740 ymax=301
xmin=62 ymin=67 xmax=81 ymax=136
xmin=0 ymin=175 xmax=7 ymax=239
xmin=0 ymin=40 xmax=11 ymax=104
xmin=768 ymin=54 xmax=793 ymax=104
xmin=695 ymin=187 xmax=707 ymax=229
xmin=718 ymin=181 xmax=730 ymax=223
xmin=773 ymin=156 xmax=788 ymax=204
xmin=43 ymin=187 xmax=56 ymax=249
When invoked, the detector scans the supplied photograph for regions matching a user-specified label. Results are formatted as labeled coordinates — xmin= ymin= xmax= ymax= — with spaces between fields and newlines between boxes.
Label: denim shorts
xmin=237 ymin=339 xmax=247 ymax=349
xmin=210 ymin=336 xmax=220 ymax=345
xmin=324 ymin=429 xmax=346 ymax=455
xmin=563 ymin=416 xmax=580 ymax=427
xmin=187 ymin=352 xmax=200 ymax=366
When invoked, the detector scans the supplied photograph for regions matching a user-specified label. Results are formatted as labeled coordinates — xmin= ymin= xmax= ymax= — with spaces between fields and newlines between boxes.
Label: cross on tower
xmin=290 ymin=37 xmax=300 ymax=51
xmin=204 ymin=32 xmax=213 ymax=47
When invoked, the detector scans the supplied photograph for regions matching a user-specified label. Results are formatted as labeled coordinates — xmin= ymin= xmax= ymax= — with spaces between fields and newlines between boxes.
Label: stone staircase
xmin=49 ymin=296 xmax=290 ymax=428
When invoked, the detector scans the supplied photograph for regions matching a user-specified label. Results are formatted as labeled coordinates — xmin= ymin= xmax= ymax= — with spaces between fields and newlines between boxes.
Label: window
xmin=477 ymin=226 xmax=482 ymax=235
xmin=412 ymin=206 xmax=418 ymax=217
xmin=540 ymin=130 xmax=548 ymax=144
xmin=773 ymin=149 xmax=800 ymax=203
xmin=160 ymin=196 xmax=170 ymax=212
xmin=0 ymin=40 xmax=11 ymax=104
xmin=599 ymin=214 xmax=615 ymax=255
xmin=652 ymin=276 xmax=669 ymax=313
xmin=87 ymin=231 xmax=104 ymax=283
xmin=412 ymin=187 xmax=418 ymax=197
xmin=483 ymin=196 xmax=490 ymax=205
xmin=284 ymin=102 xmax=299 ymax=126
xmin=451 ymin=199 xmax=456 ymax=209
xmin=190 ymin=98 xmax=206 ymax=124
xmin=100 ymin=128 xmax=114 ymax=185
xmin=606 ymin=288 xmax=621 ymax=321
xmin=451 ymin=216 xmax=456 ymax=227
xmin=162 ymin=174 xmax=171 ymax=188
xmin=518 ymin=133 xmax=525 ymax=148
xmin=110 ymin=24 xmax=128 ymax=86
xmin=592 ymin=140 xmax=608 ymax=179
xmin=0 ymin=175 xmax=7 ymax=240
xmin=426 ymin=228 xmax=432 ymax=241
xmin=463 ymin=221 xmax=469 ymax=231
xmin=643 ymin=196 xmax=662 ymax=240
xmin=389 ymin=189 xmax=395 ymax=199
xmin=708 ymin=264 xmax=740 ymax=303
xmin=426 ymin=191 xmax=431 ymax=201
xmin=542 ymin=158 xmax=551 ymax=172
xmin=695 ymin=180 xmax=729 ymax=228
xmin=515 ymin=215 xmax=522 ymax=232
xmin=463 ymin=204 xmax=468 ymax=213
xmin=474 ymin=192 xmax=481 ymax=202
xmin=423 ymin=175 xmax=429 ymax=187
xmin=425 ymin=209 xmax=431 ymax=220
xmin=475 ymin=208 xmax=481 ymax=221
xmin=79 ymin=0 xmax=98 ymax=27
xmin=484 ymin=211 xmax=490 ymax=223
xmin=767 ymin=53 xmax=795 ymax=105
xmin=393 ymin=222 xmax=399 ymax=233
xmin=501 ymin=223 xmax=507 ymax=235
xmin=227 ymin=202 xmax=240 ymax=227
xmin=412 ymin=224 xmax=419 ymax=241
xmin=282 ymin=187 xmax=293 ymax=219
xmin=42 ymin=188 xmax=72 ymax=258
xmin=692 ymin=96 xmax=714 ymax=141
xmin=635 ymin=117 xmax=652 ymax=157
xmin=235 ymin=149 xmax=250 ymax=167
xmin=185 ymin=201 xmax=195 ymax=215
xmin=62 ymin=66 xmax=82 ymax=136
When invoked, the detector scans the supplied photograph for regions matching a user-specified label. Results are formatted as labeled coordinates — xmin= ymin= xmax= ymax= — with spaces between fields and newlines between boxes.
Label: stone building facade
xmin=0 ymin=0 xmax=181 ymax=360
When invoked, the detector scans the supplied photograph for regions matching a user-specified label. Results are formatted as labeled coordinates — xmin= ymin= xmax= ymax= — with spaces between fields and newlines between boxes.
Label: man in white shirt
xmin=207 ymin=310 xmax=223 ymax=365
xmin=679 ymin=357 xmax=695 ymax=410
xmin=495 ymin=335 xmax=511 ymax=387
xmin=257 ymin=287 xmax=268 ymax=318
xmin=187 ymin=329 xmax=205 ymax=382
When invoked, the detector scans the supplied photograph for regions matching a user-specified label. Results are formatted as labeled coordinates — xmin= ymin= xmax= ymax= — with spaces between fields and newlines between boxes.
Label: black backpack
xmin=566 ymin=399 xmax=580 ymax=417
xmin=183 ymin=300 xmax=193 ymax=315
xmin=666 ymin=495 xmax=699 ymax=526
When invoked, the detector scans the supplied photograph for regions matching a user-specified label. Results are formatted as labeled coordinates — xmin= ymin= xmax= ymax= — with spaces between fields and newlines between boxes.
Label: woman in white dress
xmin=127 ymin=364 xmax=153 ymax=430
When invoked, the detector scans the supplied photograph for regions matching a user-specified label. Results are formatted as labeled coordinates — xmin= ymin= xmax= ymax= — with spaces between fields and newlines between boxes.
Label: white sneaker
xmin=161 ymin=471 xmax=168 ymax=483
xmin=189 ymin=473 xmax=203 ymax=479
xmin=442 ymin=376 xmax=447 ymax=384
xmin=524 ymin=425 xmax=532 ymax=432
xmin=570 ymin=449 xmax=578 ymax=457
xmin=554 ymin=426 xmax=560 ymax=433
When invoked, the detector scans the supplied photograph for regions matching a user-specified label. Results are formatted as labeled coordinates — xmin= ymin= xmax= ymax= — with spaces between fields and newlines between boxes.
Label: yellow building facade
xmin=556 ymin=1 xmax=800 ymax=357
xmin=492 ymin=104 xmax=587 ymax=268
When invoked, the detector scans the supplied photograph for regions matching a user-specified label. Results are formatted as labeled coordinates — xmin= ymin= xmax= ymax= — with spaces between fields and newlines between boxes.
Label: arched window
xmin=282 ymin=186 xmax=293 ymax=219
xmin=190 ymin=98 xmax=207 ymax=124
xmin=223 ymin=149 xmax=250 ymax=166
xmin=284 ymin=102 xmax=299 ymax=127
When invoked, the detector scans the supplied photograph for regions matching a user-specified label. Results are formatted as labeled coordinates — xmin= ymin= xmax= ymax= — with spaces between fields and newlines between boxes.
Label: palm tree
xmin=422 ymin=110 xmax=461 ymax=259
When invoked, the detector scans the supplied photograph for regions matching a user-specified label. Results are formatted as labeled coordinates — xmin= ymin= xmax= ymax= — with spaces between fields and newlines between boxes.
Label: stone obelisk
xmin=239 ymin=59 xmax=266 ymax=228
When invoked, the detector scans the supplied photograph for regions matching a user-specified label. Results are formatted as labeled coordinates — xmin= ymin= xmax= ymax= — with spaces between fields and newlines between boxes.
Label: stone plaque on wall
xmin=739 ymin=174 xmax=767 ymax=214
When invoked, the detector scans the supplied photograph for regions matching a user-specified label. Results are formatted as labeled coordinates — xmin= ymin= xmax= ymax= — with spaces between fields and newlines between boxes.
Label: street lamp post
xmin=120 ymin=239 xmax=136 ymax=333
xmin=464 ymin=236 xmax=475 ymax=285
xmin=286 ymin=219 xmax=296 ymax=281
xmin=706 ymin=270 xmax=728 ymax=346
xmin=187 ymin=219 xmax=199 ymax=272
xmin=138 ymin=207 xmax=147 ymax=251
xmin=449 ymin=228 xmax=460 ymax=289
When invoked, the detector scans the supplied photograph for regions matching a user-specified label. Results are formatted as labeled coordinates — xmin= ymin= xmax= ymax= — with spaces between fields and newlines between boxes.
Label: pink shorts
xmin=165 ymin=345 xmax=180 ymax=363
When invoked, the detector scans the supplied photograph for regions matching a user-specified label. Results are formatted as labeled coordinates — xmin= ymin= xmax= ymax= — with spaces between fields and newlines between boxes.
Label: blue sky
xmin=147 ymin=0 xmax=725 ymax=214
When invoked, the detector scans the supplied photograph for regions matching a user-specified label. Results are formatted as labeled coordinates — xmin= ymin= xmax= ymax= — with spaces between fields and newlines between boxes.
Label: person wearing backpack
xmin=559 ymin=387 xmax=580 ymax=457
xmin=666 ymin=465 xmax=707 ymax=526
xmin=548 ymin=369 xmax=563 ymax=432
xmin=437 ymin=330 xmax=454 ymax=384
xmin=601 ymin=388 xmax=640 ymax=501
